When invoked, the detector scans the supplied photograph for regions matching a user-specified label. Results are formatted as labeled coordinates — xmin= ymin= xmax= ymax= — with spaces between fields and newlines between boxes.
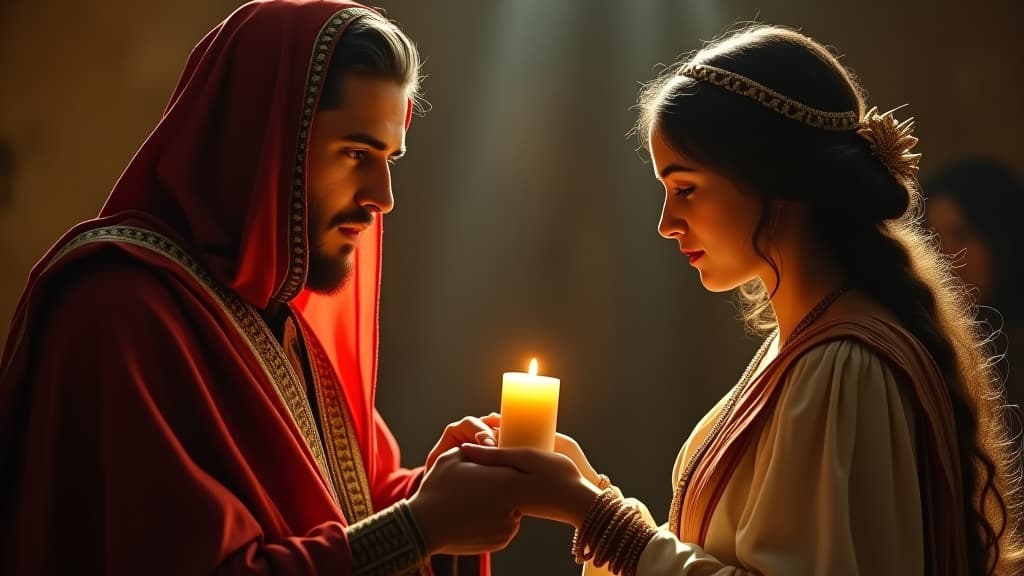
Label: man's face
xmin=305 ymin=75 xmax=408 ymax=294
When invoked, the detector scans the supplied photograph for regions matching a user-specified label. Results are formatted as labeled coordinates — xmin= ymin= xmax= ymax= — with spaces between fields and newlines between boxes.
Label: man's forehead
xmin=317 ymin=76 xmax=408 ymax=147
xmin=334 ymin=75 xmax=409 ymax=114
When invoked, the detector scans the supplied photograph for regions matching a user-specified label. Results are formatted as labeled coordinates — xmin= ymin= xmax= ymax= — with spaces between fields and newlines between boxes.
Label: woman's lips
xmin=682 ymin=249 xmax=705 ymax=264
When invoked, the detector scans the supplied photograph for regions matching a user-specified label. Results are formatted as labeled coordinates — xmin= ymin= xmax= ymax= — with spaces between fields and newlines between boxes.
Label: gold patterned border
xmin=680 ymin=63 xmax=860 ymax=131
xmin=273 ymin=7 xmax=375 ymax=302
xmin=348 ymin=500 xmax=429 ymax=575
xmin=46 ymin=225 xmax=340 ymax=505
xmin=297 ymin=311 xmax=375 ymax=523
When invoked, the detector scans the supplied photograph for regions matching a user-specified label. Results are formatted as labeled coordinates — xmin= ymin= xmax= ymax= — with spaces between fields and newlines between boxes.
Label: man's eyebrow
xmin=340 ymin=132 xmax=406 ymax=158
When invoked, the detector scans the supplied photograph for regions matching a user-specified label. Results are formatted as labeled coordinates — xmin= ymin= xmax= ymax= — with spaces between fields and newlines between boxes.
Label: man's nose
xmin=357 ymin=163 xmax=395 ymax=214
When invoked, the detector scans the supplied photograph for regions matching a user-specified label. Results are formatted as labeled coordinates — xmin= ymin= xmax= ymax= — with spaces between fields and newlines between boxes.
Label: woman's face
xmin=927 ymin=195 xmax=993 ymax=300
xmin=648 ymin=125 xmax=769 ymax=292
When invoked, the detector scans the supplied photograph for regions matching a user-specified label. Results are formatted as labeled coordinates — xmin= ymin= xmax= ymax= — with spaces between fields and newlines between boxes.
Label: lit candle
xmin=499 ymin=358 xmax=560 ymax=451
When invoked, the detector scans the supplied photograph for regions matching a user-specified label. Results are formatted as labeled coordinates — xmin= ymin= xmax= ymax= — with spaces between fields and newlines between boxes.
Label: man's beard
xmin=305 ymin=241 xmax=354 ymax=295
xmin=304 ymin=207 xmax=373 ymax=295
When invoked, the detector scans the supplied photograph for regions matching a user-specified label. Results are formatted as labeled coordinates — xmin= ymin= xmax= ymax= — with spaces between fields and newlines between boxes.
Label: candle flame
xmin=528 ymin=358 xmax=538 ymax=376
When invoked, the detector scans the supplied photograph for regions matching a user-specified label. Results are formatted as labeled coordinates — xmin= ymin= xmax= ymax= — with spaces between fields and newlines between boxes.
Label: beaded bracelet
xmin=572 ymin=494 xmax=658 ymax=576
xmin=572 ymin=488 xmax=618 ymax=563
xmin=592 ymin=505 xmax=633 ymax=568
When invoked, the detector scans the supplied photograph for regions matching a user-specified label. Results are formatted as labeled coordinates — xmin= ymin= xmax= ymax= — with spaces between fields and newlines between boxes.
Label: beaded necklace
xmin=668 ymin=285 xmax=848 ymax=532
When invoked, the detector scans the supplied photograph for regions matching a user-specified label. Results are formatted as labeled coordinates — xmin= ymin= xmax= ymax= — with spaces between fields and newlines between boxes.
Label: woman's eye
xmin=674 ymin=186 xmax=695 ymax=198
xmin=343 ymin=150 xmax=367 ymax=161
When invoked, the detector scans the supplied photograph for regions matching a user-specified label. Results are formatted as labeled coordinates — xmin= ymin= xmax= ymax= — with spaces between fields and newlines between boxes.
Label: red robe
xmin=0 ymin=2 xmax=487 ymax=574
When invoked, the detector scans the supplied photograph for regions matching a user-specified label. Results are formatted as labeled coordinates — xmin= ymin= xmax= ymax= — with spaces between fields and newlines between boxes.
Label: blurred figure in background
xmin=926 ymin=159 xmax=1024 ymax=409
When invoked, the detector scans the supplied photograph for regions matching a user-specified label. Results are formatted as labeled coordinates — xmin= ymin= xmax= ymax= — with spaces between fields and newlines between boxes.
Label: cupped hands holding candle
xmin=412 ymin=356 xmax=614 ymax=557
xmin=447 ymin=358 xmax=610 ymax=529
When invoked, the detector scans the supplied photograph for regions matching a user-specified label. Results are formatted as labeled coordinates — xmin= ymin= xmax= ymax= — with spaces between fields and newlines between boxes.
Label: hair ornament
xmin=856 ymin=106 xmax=922 ymax=183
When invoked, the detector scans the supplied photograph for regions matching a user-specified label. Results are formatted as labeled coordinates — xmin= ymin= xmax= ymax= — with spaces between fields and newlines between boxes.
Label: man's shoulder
xmin=39 ymin=249 xmax=185 ymax=324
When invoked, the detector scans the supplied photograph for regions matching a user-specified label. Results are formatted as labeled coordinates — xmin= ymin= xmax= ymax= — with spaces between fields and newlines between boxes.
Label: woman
xmin=925 ymin=159 xmax=1024 ymax=408
xmin=461 ymin=25 xmax=1023 ymax=575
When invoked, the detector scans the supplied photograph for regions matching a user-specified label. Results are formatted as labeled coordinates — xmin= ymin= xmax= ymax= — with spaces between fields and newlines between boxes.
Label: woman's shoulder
xmin=785 ymin=289 xmax=935 ymax=376
xmin=789 ymin=337 xmax=900 ymax=381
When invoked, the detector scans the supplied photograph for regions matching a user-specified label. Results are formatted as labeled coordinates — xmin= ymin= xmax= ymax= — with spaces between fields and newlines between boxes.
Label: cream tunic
xmin=587 ymin=338 xmax=923 ymax=575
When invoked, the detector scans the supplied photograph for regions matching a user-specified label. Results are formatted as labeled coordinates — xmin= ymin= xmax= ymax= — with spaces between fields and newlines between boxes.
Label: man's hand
xmin=408 ymin=447 xmax=521 ymax=555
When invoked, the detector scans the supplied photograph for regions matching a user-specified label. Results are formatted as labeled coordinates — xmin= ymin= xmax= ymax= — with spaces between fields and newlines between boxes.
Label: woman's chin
xmin=697 ymin=272 xmax=740 ymax=293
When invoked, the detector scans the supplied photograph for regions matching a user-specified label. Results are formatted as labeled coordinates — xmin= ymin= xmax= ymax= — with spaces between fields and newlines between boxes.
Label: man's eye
xmin=675 ymin=186 xmax=695 ymax=198
xmin=344 ymin=150 xmax=367 ymax=161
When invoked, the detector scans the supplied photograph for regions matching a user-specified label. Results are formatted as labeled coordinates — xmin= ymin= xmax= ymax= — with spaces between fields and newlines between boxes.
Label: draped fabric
xmin=586 ymin=293 xmax=968 ymax=575
xmin=667 ymin=294 xmax=968 ymax=574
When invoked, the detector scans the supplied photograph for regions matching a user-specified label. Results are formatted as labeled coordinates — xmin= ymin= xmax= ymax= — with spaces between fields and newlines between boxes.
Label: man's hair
xmin=319 ymin=12 xmax=422 ymax=112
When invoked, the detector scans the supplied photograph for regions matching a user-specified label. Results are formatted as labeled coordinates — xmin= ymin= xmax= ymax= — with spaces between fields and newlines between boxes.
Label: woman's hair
xmin=925 ymin=158 xmax=1024 ymax=326
xmin=636 ymin=25 xmax=1021 ymax=574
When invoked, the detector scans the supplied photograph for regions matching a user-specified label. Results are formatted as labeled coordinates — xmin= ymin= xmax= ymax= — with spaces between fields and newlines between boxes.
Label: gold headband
xmin=680 ymin=63 xmax=859 ymax=130
xmin=679 ymin=63 xmax=921 ymax=182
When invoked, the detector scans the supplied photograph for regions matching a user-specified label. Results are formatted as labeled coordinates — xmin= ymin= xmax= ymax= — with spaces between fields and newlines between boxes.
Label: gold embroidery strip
xmin=348 ymin=500 xmax=429 ymax=576
xmin=301 ymin=316 xmax=375 ymax=523
xmin=46 ymin=225 xmax=340 ymax=505
xmin=273 ymin=7 xmax=376 ymax=302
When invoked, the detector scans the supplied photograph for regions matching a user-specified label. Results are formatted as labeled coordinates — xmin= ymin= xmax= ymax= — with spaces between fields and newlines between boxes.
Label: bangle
xmin=623 ymin=522 xmax=657 ymax=576
xmin=596 ymin=473 xmax=612 ymax=490
xmin=571 ymin=496 xmax=657 ymax=576
xmin=571 ymin=488 xmax=617 ymax=563
xmin=593 ymin=505 xmax=631 ymax=568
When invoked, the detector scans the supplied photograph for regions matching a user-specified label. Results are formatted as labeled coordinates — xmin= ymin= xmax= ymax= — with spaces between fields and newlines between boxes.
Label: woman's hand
xmin=408 ymin=447 xmax=521 ymax=555
xmin=458 ymin=443 xmax=602 ymax=529
xmin=554 ymin=432 xmax=603 ymax=488
xmin=424 ymin=416 xmax=498 ymax=471
xmin=480 ymin=413 xmax=603 ymax=487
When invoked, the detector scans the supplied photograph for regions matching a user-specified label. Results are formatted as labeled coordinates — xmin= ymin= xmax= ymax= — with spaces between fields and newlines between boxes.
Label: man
xmin=0 ymin=2 xmax=520 ymax=574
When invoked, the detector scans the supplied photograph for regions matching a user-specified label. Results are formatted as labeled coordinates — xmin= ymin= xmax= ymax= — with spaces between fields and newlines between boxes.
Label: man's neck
xmin=259 ymin=301 xmax=290 ymax=341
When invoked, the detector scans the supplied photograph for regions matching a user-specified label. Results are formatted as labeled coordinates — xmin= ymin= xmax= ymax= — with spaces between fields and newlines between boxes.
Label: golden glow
xmin=529 ymin=358 xmax=538 ymax=376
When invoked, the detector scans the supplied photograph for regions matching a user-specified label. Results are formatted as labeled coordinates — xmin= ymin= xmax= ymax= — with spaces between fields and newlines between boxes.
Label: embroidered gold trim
xmin=274 ymin=7 xmax=375 ymax=302
xmin=348 ymin=500 xmax=429 ymax=576
xmin=300 ymin=315 xmax=375 ymax=523
xmin=679 ymin=63 xmax=860 ymax=131
xmin=677 ymin=64 xmax=923 ymax=186
xmin=47 ymin=225 xmax=340 ymax=505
